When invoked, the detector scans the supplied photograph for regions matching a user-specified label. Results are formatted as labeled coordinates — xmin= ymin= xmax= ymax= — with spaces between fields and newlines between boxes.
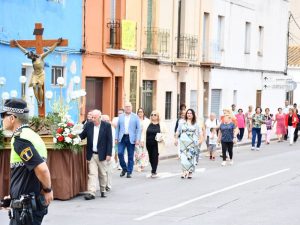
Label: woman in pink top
xmin=273 ymin=107 xmax=286 ymax=142
xmin=236 ymin=109 xmax=245 ymax=142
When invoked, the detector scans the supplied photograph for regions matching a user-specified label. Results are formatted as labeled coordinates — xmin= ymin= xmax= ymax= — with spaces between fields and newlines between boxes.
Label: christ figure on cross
xmin=12 ymin=38 xmax=62 ymax=107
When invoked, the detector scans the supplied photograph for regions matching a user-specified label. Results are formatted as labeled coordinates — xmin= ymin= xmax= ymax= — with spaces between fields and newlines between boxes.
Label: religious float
xmin=0 ymin=23 xmax=87 ymax=200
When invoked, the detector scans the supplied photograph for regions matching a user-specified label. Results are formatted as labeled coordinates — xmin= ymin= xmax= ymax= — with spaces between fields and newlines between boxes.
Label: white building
xmin=203 ymin=0 xmax=290 ymax=116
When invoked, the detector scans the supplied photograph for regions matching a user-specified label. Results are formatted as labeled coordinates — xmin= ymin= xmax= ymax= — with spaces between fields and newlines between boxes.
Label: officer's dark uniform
xmin=1 ymin=99 xmax=48 ymax=225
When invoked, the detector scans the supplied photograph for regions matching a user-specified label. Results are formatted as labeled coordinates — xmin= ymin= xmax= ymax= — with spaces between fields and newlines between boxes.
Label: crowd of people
xmin=79 ymin=101 xmax=300 ymax=200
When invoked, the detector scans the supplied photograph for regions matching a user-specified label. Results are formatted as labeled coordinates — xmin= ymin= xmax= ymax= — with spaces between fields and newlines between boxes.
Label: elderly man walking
xmin=115 ymin=102 xmax=141 ymax=178
xmin=79 ymin=110 xmax=112 ymax=200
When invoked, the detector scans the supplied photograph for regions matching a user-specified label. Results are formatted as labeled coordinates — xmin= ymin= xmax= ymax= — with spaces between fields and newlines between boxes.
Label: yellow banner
xmin=121 ymin=20 xmax=136 ymax=51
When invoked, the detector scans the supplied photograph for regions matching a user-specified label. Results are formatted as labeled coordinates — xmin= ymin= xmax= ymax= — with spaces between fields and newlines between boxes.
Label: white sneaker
xmin=256 ymin=148 xmax=260 ymax=151
xmin=229 ymin=160 xmax=234 ymax=165
xmin=251 ymin=147 xmax=255 ymax=151
xmin=221 ymin=161 xmax=227 ymax=166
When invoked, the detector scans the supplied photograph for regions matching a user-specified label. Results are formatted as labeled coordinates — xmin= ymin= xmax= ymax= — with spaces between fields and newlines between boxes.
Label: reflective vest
xmin=10 ymin=127 xmax=47 ymax=164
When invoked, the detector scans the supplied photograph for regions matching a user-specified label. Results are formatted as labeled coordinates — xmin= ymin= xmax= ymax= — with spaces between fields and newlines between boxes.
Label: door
xmin=256 ymin=90 xmax=262 ymax=107
xmin=211 ymin=89 xmax=221 ymax=118
xmin=142 ymin=80 xmax=154 ymax=117
xmin=180 ymin=82 xmax=186 ymax=106
xmin=86 ymin=78 xmax=103 ymax=114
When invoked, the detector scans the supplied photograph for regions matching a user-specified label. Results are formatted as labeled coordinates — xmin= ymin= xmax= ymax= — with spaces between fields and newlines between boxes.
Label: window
xmin=233 ymin=90 xmax=237 ymax=105
xmin=142 ymin=80 xmax=154 ymax=117
xmin=165 ymin=92 xmax=172 ymax=120
xmin=130 ymin=66 xmax=137 ymax=112
xmin=258 ymin=26 xmax=264 ymax=56
xmin=51 ymin=66 xmax=64 ymax=86
xmin=217 ymin=16 xmax=225 ymax=51
xmin=202 ymin=12 xmax=210 ymax=60
xmin=190 ymin=90 xmax=197 ymax=114
xmin=245 ymin=22 xmax=251 ymax=54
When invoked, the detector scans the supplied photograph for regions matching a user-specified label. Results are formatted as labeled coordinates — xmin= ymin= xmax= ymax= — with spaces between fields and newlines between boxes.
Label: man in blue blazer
xmin=115 ymin=102 xmax=141 ymax=178
xmin=79 ymin=109 xmax=112 ymax=200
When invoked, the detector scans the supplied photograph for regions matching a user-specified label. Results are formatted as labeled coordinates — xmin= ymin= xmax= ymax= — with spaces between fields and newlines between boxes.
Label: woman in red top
xmin=285 ymin=108 xmax=299 ymax=145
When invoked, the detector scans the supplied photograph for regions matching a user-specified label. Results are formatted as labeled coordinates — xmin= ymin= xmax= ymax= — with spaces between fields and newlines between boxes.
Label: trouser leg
xmin=87 ymin=154 xmax=98 ymax=196
xmin=221 ymin=142 xmax=227 ymax=161
xmin=97 ymin=160 xmax=108 ymax=193
xmin=118 ymin=137 xmax=127 ymax=172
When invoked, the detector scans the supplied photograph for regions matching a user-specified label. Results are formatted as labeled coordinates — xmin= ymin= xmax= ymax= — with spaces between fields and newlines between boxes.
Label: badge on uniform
xmin=20 ymin=147 xmax=33 ymax=161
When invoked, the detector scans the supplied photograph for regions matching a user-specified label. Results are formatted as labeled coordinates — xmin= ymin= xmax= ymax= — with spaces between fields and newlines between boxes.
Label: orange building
xmin=81 ymin=0 xmax=126 ymax=119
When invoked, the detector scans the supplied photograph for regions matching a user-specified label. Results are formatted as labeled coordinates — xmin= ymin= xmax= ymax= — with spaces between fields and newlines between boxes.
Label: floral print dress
xmin=178 ymin=122 xmax=200 ymax=172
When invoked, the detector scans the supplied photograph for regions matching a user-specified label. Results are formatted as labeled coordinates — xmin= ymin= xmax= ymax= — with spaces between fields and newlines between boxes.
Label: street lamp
xmin=10 ymin=90 xmax=18 ymax=98
xmin=45 ymin=90 xmax=53 ymax=111
xmin=2 ymin=92 xmax=9 ymax=105
xmin=0 ymin=77 xmax=6 ymax=106
xmin=19 ymin=76 xmax=27 ymax=100
xmin=57 ymin=77 xmax=65 ymax=107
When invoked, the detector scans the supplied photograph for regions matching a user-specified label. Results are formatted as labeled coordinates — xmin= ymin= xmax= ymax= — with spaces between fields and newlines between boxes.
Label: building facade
xmin=204 ymin=0 xmax=289 ymax=116
xmin=124 ymin=0 xmax=290 ymax=130
xmin=82 ymin=0 xmax=128 ymax=120
xmin=0 ymin=0 xmax=83 ymax=121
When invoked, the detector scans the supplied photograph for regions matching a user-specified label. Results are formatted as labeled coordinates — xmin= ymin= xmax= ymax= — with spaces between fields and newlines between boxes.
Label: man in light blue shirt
xmin=115 ymin=102 xmax=141 ymax=178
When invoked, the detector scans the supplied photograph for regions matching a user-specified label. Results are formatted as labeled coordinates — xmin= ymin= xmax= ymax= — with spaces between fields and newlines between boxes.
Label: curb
xmin=159 ymin=138 xmax=278 ymax=161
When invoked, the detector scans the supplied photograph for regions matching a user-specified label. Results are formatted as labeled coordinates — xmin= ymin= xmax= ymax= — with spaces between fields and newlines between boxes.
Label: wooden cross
xmin=10 ymin=23 xmax=68 ymax=118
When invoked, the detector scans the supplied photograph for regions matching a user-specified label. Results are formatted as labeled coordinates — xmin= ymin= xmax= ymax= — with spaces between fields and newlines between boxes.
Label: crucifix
xmin=10 ymin=23 xmax=68 ymax=118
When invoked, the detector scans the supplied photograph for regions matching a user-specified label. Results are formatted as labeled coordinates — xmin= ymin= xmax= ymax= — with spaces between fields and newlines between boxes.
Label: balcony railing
xmin=176 ymin=34 xmax=198 ymax=61
xmin=106 ymin=19 xmax=121 ymax=49
xmin=143 ymin=27 xmax=170 ymax=59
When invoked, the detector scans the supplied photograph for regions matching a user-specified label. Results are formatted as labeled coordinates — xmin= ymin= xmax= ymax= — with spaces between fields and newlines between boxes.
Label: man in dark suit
xmin=79 ymin=109 xmax=112 ymax=200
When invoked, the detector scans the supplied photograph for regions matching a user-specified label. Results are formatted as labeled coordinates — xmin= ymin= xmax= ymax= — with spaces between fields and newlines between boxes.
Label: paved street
xmin=1 ymin=141 xmax=300 ymax=225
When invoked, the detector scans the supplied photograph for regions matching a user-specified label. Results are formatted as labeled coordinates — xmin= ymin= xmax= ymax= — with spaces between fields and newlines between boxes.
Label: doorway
xmin=86 ymin=78 xmax=103 ymax=114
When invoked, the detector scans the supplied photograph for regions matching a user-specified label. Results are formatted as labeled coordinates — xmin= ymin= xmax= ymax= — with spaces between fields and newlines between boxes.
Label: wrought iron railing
xmin=143 ymin=27 xmax=170 ymax=58
xmin=106 ymin=19 xmax=121 ymax=49
xmin=176 ymin=34 xmax=198 ymax=61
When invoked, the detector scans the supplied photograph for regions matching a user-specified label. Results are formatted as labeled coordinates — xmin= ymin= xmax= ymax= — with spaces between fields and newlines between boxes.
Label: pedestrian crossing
xmin=145 ymin=168 xmax=206 ymax=179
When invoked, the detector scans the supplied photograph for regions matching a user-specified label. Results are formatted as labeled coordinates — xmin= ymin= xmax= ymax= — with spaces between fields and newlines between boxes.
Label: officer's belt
xmin=10 ymin=200 xmax=23 ymax=209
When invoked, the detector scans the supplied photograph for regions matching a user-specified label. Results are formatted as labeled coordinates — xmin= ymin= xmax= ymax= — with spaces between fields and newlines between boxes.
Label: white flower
xmin=64 ymin=128 xmax=70 ymax=133
xmin=73 ymin=137 xmax=80 ymax=145
xmin=65 ymin=137 xmax=72 ymax=143
xmin=72 ymin=123 xmax=83 ymax=134
xmin=53 ymin=137 xmax=57 ymax=143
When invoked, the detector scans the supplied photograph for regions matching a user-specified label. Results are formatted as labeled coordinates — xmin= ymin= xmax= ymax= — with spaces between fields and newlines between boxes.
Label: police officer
xmin=0 ymin=98 xmax=53 ymax=225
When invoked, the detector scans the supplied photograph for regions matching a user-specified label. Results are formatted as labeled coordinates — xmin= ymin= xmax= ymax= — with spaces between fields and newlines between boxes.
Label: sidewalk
xmin=159 ymin=133 xmax=278 ymax=160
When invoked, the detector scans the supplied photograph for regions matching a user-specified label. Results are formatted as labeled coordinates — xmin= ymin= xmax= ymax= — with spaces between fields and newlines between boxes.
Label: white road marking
xmin=146 ymin=168 xmax=206 ymax=179
xmin=135 ymin=168 xmax=290 ymax=221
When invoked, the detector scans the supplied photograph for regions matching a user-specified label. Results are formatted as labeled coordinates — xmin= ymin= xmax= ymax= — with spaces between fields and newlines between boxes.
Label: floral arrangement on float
xmin=53 ymin=116 xmax=83 ymax=153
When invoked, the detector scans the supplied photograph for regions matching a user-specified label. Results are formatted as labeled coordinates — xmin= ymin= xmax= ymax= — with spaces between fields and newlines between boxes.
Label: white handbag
xmin=155 ymin=133 xmax=164 ymax=142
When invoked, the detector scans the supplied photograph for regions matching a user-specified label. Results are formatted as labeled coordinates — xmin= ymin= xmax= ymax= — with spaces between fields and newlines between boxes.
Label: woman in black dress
xmin=144 ymin=111 xmax=167 ymax=178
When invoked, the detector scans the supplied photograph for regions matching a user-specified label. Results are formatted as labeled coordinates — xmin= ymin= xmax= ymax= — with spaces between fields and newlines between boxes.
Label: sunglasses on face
xmin=1 ymin=113 xmax=17 ymax=119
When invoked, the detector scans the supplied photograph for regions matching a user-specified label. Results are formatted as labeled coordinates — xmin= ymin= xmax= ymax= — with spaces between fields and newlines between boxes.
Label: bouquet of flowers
xmin=53 ymin=116 xmax=83 ymax=152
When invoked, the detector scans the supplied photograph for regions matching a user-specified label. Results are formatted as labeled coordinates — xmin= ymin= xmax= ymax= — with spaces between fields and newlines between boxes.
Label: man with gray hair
xmin=79 ymin=109 xmax=112 ymax=200
xmin=115 ymin=102 xmax=141 ymax=178
xmin=0 ymin=98 xmax=52 ymax=225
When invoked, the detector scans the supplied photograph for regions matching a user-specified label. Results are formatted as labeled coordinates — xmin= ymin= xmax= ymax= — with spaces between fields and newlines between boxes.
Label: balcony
xmin=200 ymin=42 xmax=222 ymax=67
xmin=106 ymin=19 xmax=138 ymax=57
xmin=143 ymin=27 xmax=170 ymax=60
xmin=176 ymin=34 xmax=198 ymax=63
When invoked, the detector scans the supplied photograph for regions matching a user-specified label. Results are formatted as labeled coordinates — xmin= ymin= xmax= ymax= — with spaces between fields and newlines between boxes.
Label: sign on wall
xmin=262 ymin=75 xmax=297 ymax=92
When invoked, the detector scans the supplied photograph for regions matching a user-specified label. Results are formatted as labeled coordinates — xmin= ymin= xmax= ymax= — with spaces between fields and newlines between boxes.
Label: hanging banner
xmin=121 ymin=20 xmax=137 ymax=51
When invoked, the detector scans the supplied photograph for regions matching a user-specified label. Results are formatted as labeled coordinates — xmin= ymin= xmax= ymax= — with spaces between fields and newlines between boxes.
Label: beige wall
xmin=290 ymin=0 xmax=300 ymax=46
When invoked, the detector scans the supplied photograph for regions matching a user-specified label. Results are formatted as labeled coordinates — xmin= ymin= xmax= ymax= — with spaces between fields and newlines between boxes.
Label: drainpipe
xmin=171 ymin=0 xmax=180 ymax=118
xmin=102 ymin=0 xmax=115 ymax=118
xmin=139 ymin=0 xmax=144 ymax=108
xmin=177 ymin=0 xmax=182 ymax=58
